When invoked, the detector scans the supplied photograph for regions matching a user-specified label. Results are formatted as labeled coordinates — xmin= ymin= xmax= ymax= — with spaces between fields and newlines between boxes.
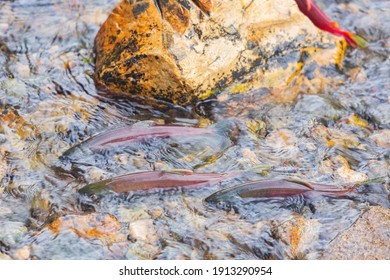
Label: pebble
xmin=16 ymin=63 xmax=31 ymax=78
xmin=149 ymin=206 xmax=164 ymax=219
xmin=0 ymin=222 xmax=28 ymax=247
xmin=118 ymin=206 xmax=150 ymax=222
xmin=320 ymin=156 xmax=368 ymax=182
xmin=0 ymin=23 xmax=9 ymax=34
xmin=266 ymin=129 xmax=298 ymax=149
xmin=125 ymin=241 xmax=161 ymax=260
xmin=334 ymin=156 xmax=368 ymax=182
xmin=279 ymin=215 xmax=321 ymax=259
xmin=115 ymin=154 xmax=129 ymax=165
xmin=265 ymin=129 xmax=301 ymax=162
xmin=370 ymin=129 xmax=390 ymax=149
xmin=2 ymin=79 xmax=27 ymax=98
xmin=0 ymin=206 xmax=12 ymax=215
xmin=87 ymin=167 xmax=107 ymax=182
xmin=128 ymin=219 xmax=158 ymax=244
xmin=13 ymin=246 xmax=31 ymax=260
xmin=240 ymin=148 xmax=261 ymax=165
xmin=47 ymin=45 xmax=59 ymax=54
xmin=0 ymin=252 xmax=12 ymax=260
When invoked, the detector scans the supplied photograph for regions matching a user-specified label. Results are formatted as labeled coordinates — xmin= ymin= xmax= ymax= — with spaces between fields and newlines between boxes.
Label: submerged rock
xmin=95 ymin=0 xmax=344 ymax=105
xmin=0 ymin=221 xmax=28 ymax=248
xmin=48 ymin=213 xmax=126 ymax=243
xmin=321 ymin=206 xmax=390 ymax=260
xmin=370 ymin=129 xmax=390 ymax=149
xmin=277 ymin=214 xmax=321 ymax=259
xmin=12 ymin=245 xmax=31 ymax=260
xmin=0 ymin=252 xmax=12 ymax=260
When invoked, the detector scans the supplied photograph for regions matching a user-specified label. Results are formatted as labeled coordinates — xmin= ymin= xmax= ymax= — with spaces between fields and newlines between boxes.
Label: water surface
xmin=0 ymin=0 xmax=389 ymax=259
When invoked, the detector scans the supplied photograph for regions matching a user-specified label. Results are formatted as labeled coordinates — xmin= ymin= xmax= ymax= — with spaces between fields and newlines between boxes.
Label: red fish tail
xmin=295 ymin=0 xmax=368 ymax=48
xmin=342 ymin=31 xmax=368 ymax=48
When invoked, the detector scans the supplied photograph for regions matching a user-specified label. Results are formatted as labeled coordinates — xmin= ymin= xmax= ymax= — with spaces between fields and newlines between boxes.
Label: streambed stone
xmin=0 ymin=221 xmax=28 ymax=248
xmin=321 ymin=206 xmax=390 ymax=259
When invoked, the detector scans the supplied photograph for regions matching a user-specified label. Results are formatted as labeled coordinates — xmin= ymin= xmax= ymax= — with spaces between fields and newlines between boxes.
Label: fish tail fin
xmin=344 ymin=31 xmax=368 ymax=48
xmin=344 ymin=176 xmax=387 ymax=194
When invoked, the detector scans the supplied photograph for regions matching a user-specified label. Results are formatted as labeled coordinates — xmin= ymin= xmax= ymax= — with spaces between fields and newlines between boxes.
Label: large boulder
xmin=321 ymin=206 xmax=390 ymax=260
xmin=95 ymin=0 xmax=344 ymax=105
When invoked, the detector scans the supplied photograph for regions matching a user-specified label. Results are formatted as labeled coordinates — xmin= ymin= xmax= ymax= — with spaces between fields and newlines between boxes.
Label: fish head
xmin=79 ymin=181 xmax=109 ymax=196
xmin=204 ymin=191 xmax=238 ymax=213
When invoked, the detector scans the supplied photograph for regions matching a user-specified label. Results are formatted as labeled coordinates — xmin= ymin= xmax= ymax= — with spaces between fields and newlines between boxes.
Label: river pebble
xmin=0 ymin=221 xmax=28 ymax=247
xmin=48 ymin=213 xmax=125 ymax=243
xmin=128 ymin=219 xmax=158 ymax=244
xmin=370 ymin=129 xmax=390 ymax=149
xmin=0 ymin=252 xmax=12 ymax=260
xmin=13 ymin=245 xmax=31 ymax=260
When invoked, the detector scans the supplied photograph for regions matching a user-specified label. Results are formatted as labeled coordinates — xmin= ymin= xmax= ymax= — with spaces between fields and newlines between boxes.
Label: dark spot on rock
xmin=178 ymin=0 xmax=191 ymax=10
xmin=231 ymin=67 xmax=248 ymax=81
xmin=123 ymin=54 xmax=147 ymax=68
xmin=215 ymin=76 xmax=228 ymax=90
xmin=250 ymin=57 xmax=264 ymax=71
xmin=109 ymin=35 xmax=117 ymax=44
xmin=132 ymin=2 xmax=149 ymax=19
xmin=247 ymin=40 xmax=257 ymax=50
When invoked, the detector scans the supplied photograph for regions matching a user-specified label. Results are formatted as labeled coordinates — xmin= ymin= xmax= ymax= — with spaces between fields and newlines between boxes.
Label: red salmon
xmin=295 ymin=0 xmax=367 ymax=48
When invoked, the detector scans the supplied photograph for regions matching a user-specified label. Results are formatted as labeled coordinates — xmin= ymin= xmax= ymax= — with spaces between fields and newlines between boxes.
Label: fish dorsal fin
xmin=162 ymin=169 xmax=194 ymax=175
xmin=130 ymin=170 xmax=153 ymax=174
xmin=331 ymin=21 xmax=340 ymax=28
xmin=284 ymin=178 xmax=315 ymax=190
xmin=306 ymin=0 xmax=312 ymax=10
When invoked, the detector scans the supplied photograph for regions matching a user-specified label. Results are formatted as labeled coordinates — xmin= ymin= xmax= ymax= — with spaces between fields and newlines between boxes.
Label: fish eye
xmin=216 ymin=200 xmax=232 ymax=211
xmin=216 ymin=200 xmax=225 ymax=207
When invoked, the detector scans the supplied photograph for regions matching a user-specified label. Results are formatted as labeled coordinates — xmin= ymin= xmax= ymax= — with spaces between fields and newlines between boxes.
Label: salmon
xmin=79 ymin=169 xmax=239 ymax=195
xmin=295 ymin=0 xmax=368 ymax=48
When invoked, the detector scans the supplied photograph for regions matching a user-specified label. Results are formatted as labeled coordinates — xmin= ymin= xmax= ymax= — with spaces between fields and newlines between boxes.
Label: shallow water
xmin=0 ymin=0 xmax=389 ymax=259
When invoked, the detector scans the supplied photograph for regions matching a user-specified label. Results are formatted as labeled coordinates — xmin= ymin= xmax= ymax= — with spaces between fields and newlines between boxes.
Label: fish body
xmin=63 ymin=124 xmax=213 ymax=155
xmin=79 ymin=170 xmax=238 ymax=195
xmin=204 ymin=177 xmax=386 ymax=211
xmin=204 ymin=179 xmax=314 ymax=208
xmin=295 ymin=0 xmax=367 ymax=48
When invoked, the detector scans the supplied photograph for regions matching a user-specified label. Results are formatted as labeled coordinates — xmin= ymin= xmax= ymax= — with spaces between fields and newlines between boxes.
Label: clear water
xmin=0 ymin=0 xmax=389 ymax=259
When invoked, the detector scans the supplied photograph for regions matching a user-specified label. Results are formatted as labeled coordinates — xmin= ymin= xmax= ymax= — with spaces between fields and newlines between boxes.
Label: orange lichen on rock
xmin=48 ymin=213 xmax=125 ymax=243
xmin=289 ymin=215 xmax=306 ymax=258
xmin=94 ymin=0 xmax=192 ymax=104
xmin=311 ymin=124 xmax=366 ymax=150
